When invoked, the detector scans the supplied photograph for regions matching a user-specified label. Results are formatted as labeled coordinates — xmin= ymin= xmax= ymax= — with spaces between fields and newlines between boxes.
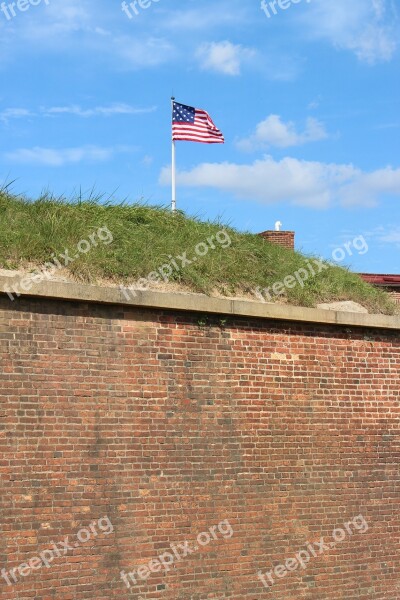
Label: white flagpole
xmin=171 ymin=97 xmax=176 ymax=212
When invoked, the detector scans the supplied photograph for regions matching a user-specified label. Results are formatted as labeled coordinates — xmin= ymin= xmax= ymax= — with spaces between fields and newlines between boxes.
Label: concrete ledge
xmin=0 ymin=274 xmax=399 ymax=331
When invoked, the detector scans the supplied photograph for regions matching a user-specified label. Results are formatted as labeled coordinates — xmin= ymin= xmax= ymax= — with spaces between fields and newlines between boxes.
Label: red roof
xmin=359 ymin=273 xmax=400 ymax=287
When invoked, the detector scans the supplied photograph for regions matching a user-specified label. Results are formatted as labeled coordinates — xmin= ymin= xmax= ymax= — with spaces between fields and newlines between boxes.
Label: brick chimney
xmin=259 ymin=230 xmax=295 ymax=250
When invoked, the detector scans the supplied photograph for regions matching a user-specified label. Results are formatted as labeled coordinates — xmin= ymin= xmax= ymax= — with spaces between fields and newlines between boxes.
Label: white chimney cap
xmin=275 ymin=221 xmax=282 ymax=231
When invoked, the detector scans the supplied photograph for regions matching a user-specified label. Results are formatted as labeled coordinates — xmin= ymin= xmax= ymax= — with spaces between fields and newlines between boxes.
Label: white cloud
xmin=19 ymin=0 xmax=92 ymax=40
xmin=338 ymin=166 xmax=400 ymax=205
xmin=0 ymin=108 xmax=33 ymax=123
xmin=160 ymin=3 xmax=248 ymax=32
xmin=159 ymin=156 xmax=400 ymax=209
xmin=236 ymin=115 xmax=328 ymax=151
xmin=301 ymin=0 xmax=399 ymax=64
xmin=141 ymin=155 xmax=154 ymax=167
xmin=0 ymin=0 xmax=175 ymax=70
xmin=0 ymin=104 xmax=156 ymax=123
xmin=196 ymin=41 xmax=255 ymax=76
xmin=375 ymin=122 xmax=400 ymax=130
xmin=4 ymin=145 xmax=135 ymax=166
xmin=114 ymin=36 xmax=177 ymax=69
xmin=308 ymin=95 xmax=322 ymax=110
xmin=43 ymin=104 xmax=157 ymax=117
xmin=377 ymin=228 xmax=400 ymax=244
xmin=366 ymin=225 xmax=400 ymax=248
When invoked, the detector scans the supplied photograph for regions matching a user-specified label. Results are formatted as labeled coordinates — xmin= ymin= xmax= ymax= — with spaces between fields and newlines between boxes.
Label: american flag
xmin=172 ymin=101 xmax=224 ymax=144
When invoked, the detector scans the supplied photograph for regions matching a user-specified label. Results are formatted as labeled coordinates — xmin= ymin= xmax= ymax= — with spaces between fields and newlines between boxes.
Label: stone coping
xmin=0 ymin=274 xmax=399 ymax=331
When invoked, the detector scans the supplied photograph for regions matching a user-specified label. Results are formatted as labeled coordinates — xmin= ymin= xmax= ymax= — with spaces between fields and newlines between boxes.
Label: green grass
xmin=0 ymin=189 xmax=396 ymax=315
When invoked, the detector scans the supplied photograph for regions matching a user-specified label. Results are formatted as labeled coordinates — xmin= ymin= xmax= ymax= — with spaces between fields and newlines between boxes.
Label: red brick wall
xmin=388 ymin=290 xmax=400 ymax=304
xmin=0 ymin=296 xmax=399 ymax=600
xmin=259 ymin=230 xmax=295 ymax=249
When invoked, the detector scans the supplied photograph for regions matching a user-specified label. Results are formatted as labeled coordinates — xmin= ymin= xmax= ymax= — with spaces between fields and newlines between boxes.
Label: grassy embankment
xmin=0 ymin=190 xmax=396 ymax=314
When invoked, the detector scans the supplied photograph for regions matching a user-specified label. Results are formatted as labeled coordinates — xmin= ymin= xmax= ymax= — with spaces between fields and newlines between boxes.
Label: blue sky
xmin=0 ymin=0 xmax=399 ymax=272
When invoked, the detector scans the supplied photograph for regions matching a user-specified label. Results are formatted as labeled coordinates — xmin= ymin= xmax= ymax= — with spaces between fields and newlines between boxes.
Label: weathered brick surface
xmin=258 ymin=231 xmax=295 ymax=250
xmin=0 ymin=296 xmax=399 ymax=600
xmin=389 ymin=290 xmax=400 ymax=304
